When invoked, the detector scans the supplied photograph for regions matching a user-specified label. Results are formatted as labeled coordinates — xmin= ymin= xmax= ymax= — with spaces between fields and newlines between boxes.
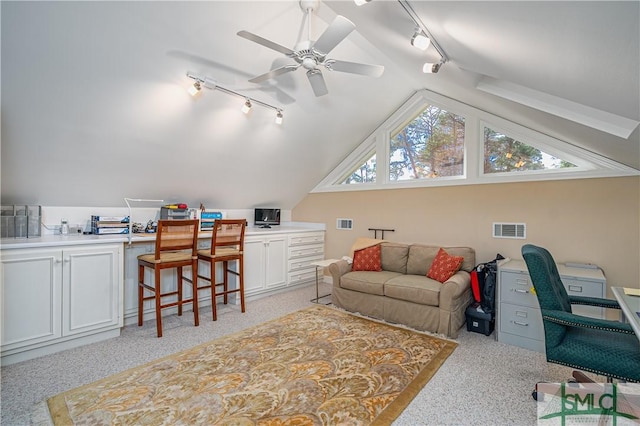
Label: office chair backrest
xmin=522 ymin=244 xmax=573 ymax=348
xmin=522 ymin=244 xmax=572 ymax=313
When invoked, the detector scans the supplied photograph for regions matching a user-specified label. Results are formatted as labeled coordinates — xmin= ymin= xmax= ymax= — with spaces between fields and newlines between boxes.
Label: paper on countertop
xmin=623 ymin=287 xmax=640 ymax=297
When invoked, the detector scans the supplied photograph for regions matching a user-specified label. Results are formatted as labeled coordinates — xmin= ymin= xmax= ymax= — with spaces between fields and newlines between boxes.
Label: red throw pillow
xmin=352 ymin=244 xmax=382 ymax=272
xmin=427 ymin=248 xmax=464 ymax=283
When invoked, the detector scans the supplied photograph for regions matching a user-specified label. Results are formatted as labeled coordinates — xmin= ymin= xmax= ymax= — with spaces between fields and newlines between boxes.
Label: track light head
xmin=187 ymin=81 xmax=202 ymax=96
xmin=241 ymin=99 xmax=252 ymax=114
xmin=422 ymin=61 xmax=443 ymax=74
xmin=411 ymin=31 xmax=430 ymax=51
xmin=275 ymin=110 xmax=283 ymax=125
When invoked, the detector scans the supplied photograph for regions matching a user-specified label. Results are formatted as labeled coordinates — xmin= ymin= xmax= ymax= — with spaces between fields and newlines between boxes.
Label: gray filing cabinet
xmin=496 ymin=258 xmax=606 ymax=352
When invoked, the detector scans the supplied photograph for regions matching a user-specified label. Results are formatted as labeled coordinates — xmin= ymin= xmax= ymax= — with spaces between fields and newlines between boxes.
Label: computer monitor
xmin=254 ymin=208 xmax=280 ymax=228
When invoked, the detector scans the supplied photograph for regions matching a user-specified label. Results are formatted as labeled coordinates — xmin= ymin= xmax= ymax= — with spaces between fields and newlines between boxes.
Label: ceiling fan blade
xmin=237 ymin=30 xmax=295 ymax=56
xmin=312 ymin=16 xmax=356 ymax=55
xmin=325 ymin=60 xmax=385 ymax=78
xmin=307 ymin=69 xmax=328 ymax=97
xmin=249 ymin=65 xmax=300 ymax=83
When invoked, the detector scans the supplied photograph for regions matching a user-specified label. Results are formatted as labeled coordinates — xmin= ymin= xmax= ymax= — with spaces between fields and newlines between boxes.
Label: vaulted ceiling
xmin=2 ymin=1 xmax=638 ymax=209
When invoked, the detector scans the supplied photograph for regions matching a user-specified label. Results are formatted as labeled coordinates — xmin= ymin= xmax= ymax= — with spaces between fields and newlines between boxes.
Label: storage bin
xmin=27 ymin=205 xmax=41 ymax=237
xmin=465 ymin=302 xmax=494 ymax=336
xmin=0 ymin=205 xmax=41 ymax=238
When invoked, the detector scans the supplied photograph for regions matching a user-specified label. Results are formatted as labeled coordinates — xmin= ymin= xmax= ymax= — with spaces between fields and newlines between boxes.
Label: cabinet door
xmin=123 ymin=242 xmax=154 ymax=319
xmin=265 ymin=237 xmax=287 ymax=289
xmin=63 ymin=245 xmax=123 ymax=336
xmin=244 ymin=238 xmax=267 ymax=294
xmin=1 ymin=249 xmax=62 ymax=350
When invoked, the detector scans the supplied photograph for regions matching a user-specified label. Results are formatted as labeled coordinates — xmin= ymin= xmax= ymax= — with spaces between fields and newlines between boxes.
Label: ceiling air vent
xmin=493 ymin=222 xmax=526 ymax=239
xmin=336 ymin=218 xmax=353 ymax=230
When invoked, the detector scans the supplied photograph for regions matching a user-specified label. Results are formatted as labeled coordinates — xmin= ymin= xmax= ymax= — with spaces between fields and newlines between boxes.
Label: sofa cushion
xmin=406 ymin=245 xmax=439 ymax=275
xmin=352 ymin=244 xmax=382 ymax=271
xmin=340 ymin=271 xmax=402 ymax=295
xmin=442 ymin=247 xmax=476 ymax=272
xmin=406 ymin=244 xmax=476 ymax=275
xmin=380 ymin=243 xmax=409 ymax=274
xmin=427 ymin=248 xmax=464 ymax=283
xmin=384 ymin=275 xmax=442 ymax=306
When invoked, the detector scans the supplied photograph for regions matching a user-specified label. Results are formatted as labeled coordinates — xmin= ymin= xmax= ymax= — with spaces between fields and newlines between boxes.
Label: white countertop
xmin=0 ymin=225 xmax=324 ymax=250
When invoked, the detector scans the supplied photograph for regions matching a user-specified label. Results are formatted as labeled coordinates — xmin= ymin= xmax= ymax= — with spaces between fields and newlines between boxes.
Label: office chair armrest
xmin=569 ymin=295 xmax=621 ymax=310
xmin=542 ymin=309 xmax=635 ymax=335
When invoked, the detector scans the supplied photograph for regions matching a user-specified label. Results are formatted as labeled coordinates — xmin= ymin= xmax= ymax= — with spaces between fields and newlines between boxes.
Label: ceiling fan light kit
xmin=237 ymin=0 xmax=385 ymax=97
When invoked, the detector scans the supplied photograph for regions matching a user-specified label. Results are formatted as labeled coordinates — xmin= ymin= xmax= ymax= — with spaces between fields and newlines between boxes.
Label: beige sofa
xmin=328 ymin=242 xmax=475 ymax=338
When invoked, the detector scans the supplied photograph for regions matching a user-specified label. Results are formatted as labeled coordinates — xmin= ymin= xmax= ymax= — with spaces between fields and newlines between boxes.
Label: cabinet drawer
xmin=288 ymin=269 xmax=320 ymax=285
xmin=288 ymin=245 xmax=324 ymax=260
xmin=500 ymin=271 xmax=538 ymax=308
xmin=562 ymin=278 xmax=604 ymax=318
xmin=499 ymin=303 xmax=544 ymax=341
xmin=289 ymin=233 xmax=324 ymax=247
xmin=561 ymin=278 xmax=603 ymax=298
xmin=288 ymin=255 xmax=325 ymax=272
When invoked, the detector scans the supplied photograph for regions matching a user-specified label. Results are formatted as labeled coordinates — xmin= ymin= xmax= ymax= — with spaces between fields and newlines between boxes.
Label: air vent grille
xmin=493 ymin=222 xmax=526 ymax=239
xmin=336 ymin=218 xmax=353 ymax=230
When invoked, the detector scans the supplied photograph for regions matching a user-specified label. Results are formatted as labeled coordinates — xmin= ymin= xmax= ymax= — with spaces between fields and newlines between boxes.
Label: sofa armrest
xmin=328 ymin=260 xmax=352 ymax=286
xmin=439 ymin=270 xmax=471 ymax=311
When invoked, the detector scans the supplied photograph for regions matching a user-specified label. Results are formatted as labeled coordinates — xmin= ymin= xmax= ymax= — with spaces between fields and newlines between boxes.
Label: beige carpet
xmin=48 ymin=305 xmax=456 ymax=425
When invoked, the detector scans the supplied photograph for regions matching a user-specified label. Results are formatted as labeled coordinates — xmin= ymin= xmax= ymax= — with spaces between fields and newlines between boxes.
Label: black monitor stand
xmin=260 ymin=224 xmax=272 ymax=228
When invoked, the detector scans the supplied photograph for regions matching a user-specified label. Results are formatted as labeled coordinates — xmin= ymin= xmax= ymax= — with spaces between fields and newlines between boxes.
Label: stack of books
xmin=91 ymin=216 xmax=130 ymax=234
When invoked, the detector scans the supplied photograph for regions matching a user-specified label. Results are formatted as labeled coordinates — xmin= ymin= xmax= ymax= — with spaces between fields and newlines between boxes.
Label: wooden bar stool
xmin=138 ymin=219 xmax=199 ymax=337
xmin=197 ymin=219 xmax=246 ymax=321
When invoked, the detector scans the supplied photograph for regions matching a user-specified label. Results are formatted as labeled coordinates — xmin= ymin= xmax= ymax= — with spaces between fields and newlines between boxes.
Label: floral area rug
xmin=48 ymin=305 xmax=457 ymax=425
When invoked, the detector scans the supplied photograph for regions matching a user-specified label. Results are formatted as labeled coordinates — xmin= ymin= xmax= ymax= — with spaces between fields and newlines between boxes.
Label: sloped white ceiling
xmin=1 ymin=1 xmax=638 ymax=209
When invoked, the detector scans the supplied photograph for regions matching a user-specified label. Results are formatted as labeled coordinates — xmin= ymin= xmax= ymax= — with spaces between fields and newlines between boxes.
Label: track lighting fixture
xmin=241 ymin=99 xmax=252 ymax=114
xmin=411 ymin=30 xmax=430 ymax=51
xmin=422 ymin=60 xmax=443 ymax=74
xmin=187 ymin=81 xmax=202 ymax=96
xmin=398 ymin=1 xmax=448 ymax=73
xmin=186 ymin=72 xmax=283 ymax=123
xmin=357 ymin=1 xmax=450 ymax=73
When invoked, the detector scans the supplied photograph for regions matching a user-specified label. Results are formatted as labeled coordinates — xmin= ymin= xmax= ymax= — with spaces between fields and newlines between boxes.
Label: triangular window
xmin=483 ymin=126 xmax=576 ymax=174
xmin=390 ymin=105 xmax=465 ymax=180
xmin=339 ymin=152 xmax=376 ymax=184
xmin=312 ymin=91 xmax=636 ymax=195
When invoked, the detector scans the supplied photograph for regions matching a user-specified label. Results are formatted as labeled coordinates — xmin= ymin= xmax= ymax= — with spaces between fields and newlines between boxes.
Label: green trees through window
xmin=342 ymin=153 xmax=376 ymax=184
xmin=325 ymin=91 xmax=629 ymax=190
xmin=390 ymin=105 xmax=465 ymax=180
xmin=483 ymin=127 xmax=575 ymax=173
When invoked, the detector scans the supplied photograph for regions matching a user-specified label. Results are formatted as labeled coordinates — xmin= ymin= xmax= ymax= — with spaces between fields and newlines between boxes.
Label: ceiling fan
xmin=237 ymin=0 xmax=384 ymax=97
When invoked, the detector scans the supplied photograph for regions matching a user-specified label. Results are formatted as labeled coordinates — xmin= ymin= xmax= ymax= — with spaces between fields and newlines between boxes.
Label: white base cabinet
xmin=244 ymin=234 xmax=287 ymax=294
xmin=287 ymin=232 xmax=324 ymax=286
xmin=496 ymin=259 xmax=605 ymax=353
xmin=1 ymin=244 xmax=123 ymax=365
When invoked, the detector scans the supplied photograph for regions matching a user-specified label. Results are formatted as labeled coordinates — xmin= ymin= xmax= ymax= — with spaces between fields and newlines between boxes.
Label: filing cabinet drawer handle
xmin=514 ymin=288 xmax=529 ymax=294
xmin=513 ymin=321 xmax=529 ymax=327
xmin=516 ymin=279 xmax=529 ymax=285
xmin=568 ymin=285 xmax=582 ymax=293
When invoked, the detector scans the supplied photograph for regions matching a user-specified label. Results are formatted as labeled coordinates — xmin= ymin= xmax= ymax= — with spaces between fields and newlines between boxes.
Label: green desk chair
xmin=521 ymin=244 xmax=640 ymax=397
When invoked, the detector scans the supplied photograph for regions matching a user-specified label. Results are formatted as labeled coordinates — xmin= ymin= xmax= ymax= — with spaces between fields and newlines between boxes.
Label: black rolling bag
xmin=465 ymin=254 xmax=504 ymax=335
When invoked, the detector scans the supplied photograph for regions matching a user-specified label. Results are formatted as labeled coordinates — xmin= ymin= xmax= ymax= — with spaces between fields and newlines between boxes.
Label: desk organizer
xmin=1 ymin=205 xmax=41 ymax=238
